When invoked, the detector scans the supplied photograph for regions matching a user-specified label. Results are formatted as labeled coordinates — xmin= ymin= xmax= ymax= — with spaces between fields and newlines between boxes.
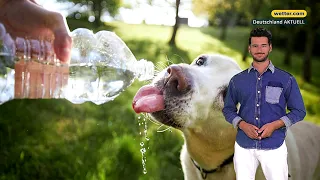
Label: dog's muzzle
xmin=132 ymin=65 xmax=192 ymax=114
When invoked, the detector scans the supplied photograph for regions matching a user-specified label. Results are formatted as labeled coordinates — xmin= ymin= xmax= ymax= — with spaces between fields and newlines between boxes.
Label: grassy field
xmin=0 ymin=21 xmax=319 ymax=180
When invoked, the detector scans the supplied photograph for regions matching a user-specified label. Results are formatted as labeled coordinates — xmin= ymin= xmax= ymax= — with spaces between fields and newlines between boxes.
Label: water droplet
xmin=137 ymin=113 xmax=151 ymax=175
xmin=140 ymin=148 xmax=146 ymax=154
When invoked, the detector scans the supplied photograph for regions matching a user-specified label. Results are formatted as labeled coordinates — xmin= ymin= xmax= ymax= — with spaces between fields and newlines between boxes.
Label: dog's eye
xmin=196 ymin=57 xmax=205 ymax=66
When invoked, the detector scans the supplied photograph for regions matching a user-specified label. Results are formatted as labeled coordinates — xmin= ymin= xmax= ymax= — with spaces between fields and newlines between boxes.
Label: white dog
xmin=132 ymin=54 xmax=320 ymax=180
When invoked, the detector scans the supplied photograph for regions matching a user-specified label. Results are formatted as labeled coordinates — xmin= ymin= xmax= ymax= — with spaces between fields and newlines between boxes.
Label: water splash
xmin=138 ymin=114 xmax=150 ymax=174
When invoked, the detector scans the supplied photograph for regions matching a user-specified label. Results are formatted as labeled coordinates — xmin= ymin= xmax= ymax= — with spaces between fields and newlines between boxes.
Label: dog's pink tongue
xmin=132 ymin=85 xmax=164 ymax=113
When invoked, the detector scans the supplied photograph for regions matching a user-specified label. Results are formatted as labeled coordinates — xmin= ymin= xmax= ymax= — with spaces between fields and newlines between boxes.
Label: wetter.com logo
xmin=252 ymin=10 xmax=307 ymax=26
xmin=271 ymin=10 xmax=307 ymax=18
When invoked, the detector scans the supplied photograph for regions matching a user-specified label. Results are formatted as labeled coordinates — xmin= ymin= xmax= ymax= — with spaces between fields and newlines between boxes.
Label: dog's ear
xmin=213 ymin=85 xmax=228 ymax=110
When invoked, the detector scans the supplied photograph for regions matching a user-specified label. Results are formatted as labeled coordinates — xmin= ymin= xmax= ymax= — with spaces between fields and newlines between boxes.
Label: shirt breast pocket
xmin=265 ymin=86 xmax=283 ymax=104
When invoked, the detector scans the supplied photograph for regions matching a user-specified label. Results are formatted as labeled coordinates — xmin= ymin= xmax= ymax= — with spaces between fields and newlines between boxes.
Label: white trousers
xmin=234 ymin=141 xmax=288 ymax=180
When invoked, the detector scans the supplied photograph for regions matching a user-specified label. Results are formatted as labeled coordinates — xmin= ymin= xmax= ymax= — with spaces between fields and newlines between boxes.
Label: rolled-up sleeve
xmin=222 ymin=79 xmax=242 ymax=128
xmin=282 ymin=76 xmax=306 ymax=127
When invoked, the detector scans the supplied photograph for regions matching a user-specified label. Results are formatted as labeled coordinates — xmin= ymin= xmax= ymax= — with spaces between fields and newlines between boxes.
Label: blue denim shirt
xmin=222 ymin=61 xmax=306 ymax=150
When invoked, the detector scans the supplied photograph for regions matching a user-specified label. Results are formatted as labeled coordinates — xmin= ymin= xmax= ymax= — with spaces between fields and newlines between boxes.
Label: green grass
xmin=0 ymin=21 xmax=319 ymax=180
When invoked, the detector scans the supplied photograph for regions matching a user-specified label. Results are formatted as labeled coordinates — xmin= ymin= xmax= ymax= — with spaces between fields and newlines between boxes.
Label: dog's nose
xmin=166 ymin=65 xmax=188 ymax=92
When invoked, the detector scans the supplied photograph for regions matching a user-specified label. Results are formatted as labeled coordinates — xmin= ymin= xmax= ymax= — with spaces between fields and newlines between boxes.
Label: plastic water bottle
xmin=0 ymin=24 xmax=154 ymax=105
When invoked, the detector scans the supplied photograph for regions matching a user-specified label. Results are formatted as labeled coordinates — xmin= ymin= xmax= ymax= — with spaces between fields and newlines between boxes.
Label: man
xmin=222 ymin=27 xmax=306 ymax=180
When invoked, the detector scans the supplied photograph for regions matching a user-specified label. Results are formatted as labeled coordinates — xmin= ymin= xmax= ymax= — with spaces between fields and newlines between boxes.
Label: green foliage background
xmin=0 ymin=20 xmax=319 ymax=180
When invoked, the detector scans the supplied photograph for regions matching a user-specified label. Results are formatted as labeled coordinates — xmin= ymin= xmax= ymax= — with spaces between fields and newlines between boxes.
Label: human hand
xmin=0 ymin=0 xmax=72 ymax=63
xmin=0 ymin=0 xmax=71 ymax=99
xmin=238 ymin=121 xmax=259 ymax=139
xmin=14 ymin=61 xmax=69 ymax=99
xmin=258 ymin=120 xmax=285 ymax=140
xmin=258 ymin=123 xmax=276 ymax=139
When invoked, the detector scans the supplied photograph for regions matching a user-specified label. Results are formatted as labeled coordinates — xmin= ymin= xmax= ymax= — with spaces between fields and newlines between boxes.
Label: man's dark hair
xmin=249 ymin=28 xmax=272 ymax=45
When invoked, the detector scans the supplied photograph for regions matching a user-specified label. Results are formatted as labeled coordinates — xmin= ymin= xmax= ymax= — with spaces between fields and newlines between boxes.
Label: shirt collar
xmin=248 ymin=60 xmax=275 ymax=74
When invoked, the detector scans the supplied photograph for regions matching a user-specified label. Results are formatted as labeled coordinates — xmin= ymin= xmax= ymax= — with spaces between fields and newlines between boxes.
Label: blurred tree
xmin=192 ymin=0 xmax=246 ymax=40
xmin=283 ymin=28 xmax=297 ymax=66
xmin=301 ymin=1 xmax=320 ymax=82
xmin=272 ymin=0 xmax=320 ymax=81
xmin=217 ymin=0 xmax=237 ymax=40
xmin=146 ymin=0 xmax=185 ymax=46
xmin=240 ymin=0 xmax=263 ymax=61
xmin=169 ymin=0 xmax=181 ymax=46
xmin=61 ymin=0 xmax=122 ymax=28
xmin=283 ymin=0 xmax=297 ymax=66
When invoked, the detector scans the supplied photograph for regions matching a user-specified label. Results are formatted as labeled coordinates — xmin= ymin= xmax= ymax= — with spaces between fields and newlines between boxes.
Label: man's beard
xmin=251 ymin=52 xmax=269 ymax=62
